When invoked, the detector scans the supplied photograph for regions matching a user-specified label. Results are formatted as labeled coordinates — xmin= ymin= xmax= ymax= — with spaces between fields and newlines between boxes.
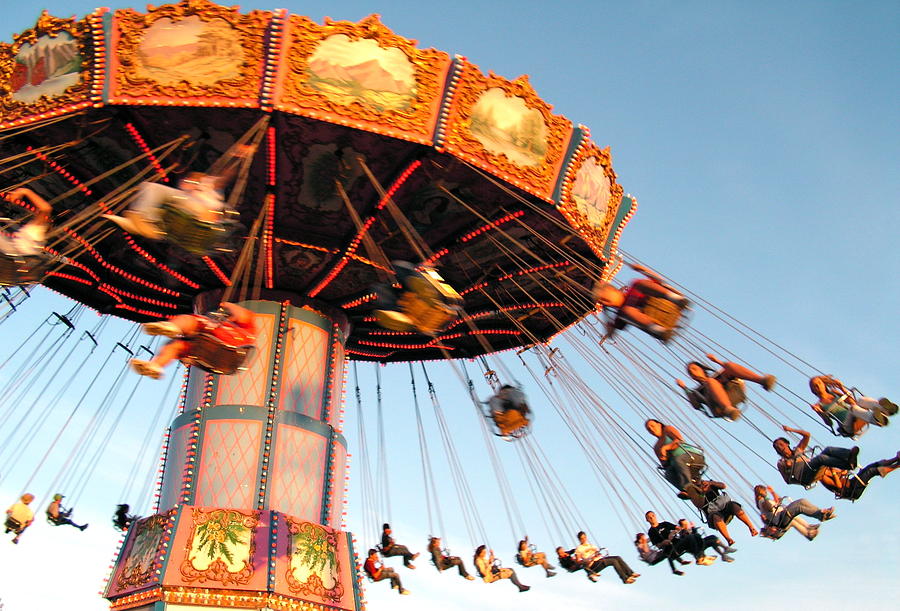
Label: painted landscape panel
xmin=469 ymin=88 xmax=548 ymax=167
xmin=135 ymin=15 xmax=242 ymax=86
xmin=305 ymin=34 xmax=416 ymax=112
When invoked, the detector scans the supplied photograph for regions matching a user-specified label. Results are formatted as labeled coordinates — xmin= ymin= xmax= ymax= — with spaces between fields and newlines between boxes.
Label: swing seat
xmin=0 ymin=253 xmax=51 ymax=286
xmin=661 ymin=446 xmax=707 ymax=489
xmin=723 ymin=378 xmax=747 ymax=406
xmin=159 ymin=201 xmax=236 ymax=255
xmin=179 ymin=331 xmax=255 ymax=375
xmin=4 ymin=516 xmax=23 ymax=534
xmin=492 ymin=409 xmax=530 ymax=438
xmin=406 ymin=267 xmax=463 ymax=307
xmin=760 ymin=525 xmax=786 ymax=540
xmin=641 ymin=296 xmax=686 ymax=331
xmin=396 ymin=291 xmax=459 ymax=335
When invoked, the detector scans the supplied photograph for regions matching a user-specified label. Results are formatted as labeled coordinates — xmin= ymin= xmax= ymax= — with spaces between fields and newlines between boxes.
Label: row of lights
xmin=259 ymin=302 xmax=289 ymax=510
xmin=28 ymin=146 xmax=93 ymax=196
xmin=308 ymin=160 xmax=422 ymax=298
xmin=432 ymin=56 xmax=466 ymax=150
xmin=88 ymin=10 xmax=107 ymax=107
xmin=124 ymin=122 xmax=169 ymax=182
xmin=202 ymin=255 xmax=232 ymax=286
xmin=260 ymin=10 xmax=287 ymax=110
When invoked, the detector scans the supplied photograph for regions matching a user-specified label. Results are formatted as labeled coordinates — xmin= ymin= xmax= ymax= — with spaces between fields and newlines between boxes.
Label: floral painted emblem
xmin=180 ymin=508 xmax=259 ymax=585
xmin=284 ymin=518 xmax=344 ymax=603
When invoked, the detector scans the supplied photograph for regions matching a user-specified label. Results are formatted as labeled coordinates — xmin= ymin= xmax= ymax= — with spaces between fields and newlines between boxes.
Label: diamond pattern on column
xmin=159 ymin=424 xmax=190 ymax=511
xmin=327 ymin=442 xmax=347 ymax=529
xmin=326 ymin=342 xmax=345 ymax=425
xmin=269 ymin=424 xmax=326 ymax=520
xmin=278 ymin=319 xmax=328 ymax=418
xmin=195 ymin=420 xmax=262 ymax=508
xmin=214 ymin=314 xmax=275 ymax=408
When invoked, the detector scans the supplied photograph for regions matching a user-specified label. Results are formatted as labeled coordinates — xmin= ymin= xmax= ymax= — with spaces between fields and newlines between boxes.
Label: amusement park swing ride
xmin=0 ymin=2 xmax=896 ymax=610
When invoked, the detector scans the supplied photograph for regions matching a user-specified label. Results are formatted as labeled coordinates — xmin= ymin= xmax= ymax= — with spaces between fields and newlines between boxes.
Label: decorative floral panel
xmin=273 ymin=516 xmax=356 ymax=611
xmin=106 ymin=512 xmax=172 ymax=597
xmin=163 ymin=506 xmax=268 ymax=591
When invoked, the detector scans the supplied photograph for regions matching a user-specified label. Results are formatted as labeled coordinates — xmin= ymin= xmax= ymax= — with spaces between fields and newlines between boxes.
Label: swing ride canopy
xmin=0 ymin=0 xmax=635 ymax=362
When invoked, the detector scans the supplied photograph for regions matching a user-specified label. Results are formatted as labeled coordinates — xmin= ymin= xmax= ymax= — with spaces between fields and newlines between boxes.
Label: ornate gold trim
xmin=111 ymin=0 xmax=269 ymax=102
xmin=442 ymin=63 xmax=572 ymax=201
xmin=179 ymin=507 xmax=261 ymax=586
xmin=278 ymin=14 xmax=449 ymax=144
xmin=557 ymin=139 xmax=624 ymax=259
xmin=0 ymin=11 xmax=93 ymax=126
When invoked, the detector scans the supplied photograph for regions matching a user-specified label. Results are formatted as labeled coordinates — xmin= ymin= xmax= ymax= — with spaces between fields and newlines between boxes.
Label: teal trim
xmin=320 ymin=325 xmax=336 ymax=422
xmin=274 ymin=409 xmax=347 ymax=449
xmin=602 ymin=194 xmax=635 ymax=260
xmin=346 ymin=531 xmax=364 ymax=611
xmin=101 ymin=12 xmax=112 ymax=103
xmin=551 ymin=127 xmax=588 ymax=203
xmin=320 ymin=429 xmax=336 ymax=523
xmin=156 ymin=506 xmax=182 ymax=587
xmin=285 ymin=304 xmax=333 ymax=332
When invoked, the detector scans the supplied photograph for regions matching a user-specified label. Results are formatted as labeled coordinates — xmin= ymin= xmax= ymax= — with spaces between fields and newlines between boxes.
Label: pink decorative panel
xmin=159 ymin=424 xmax=190 ymax=511
xmin=328 ymin=442 xmax=348 ymax=530
xmin=213 ymin=313 xmax=275 ymax=408
xmin=162 ymin=506 xmax=269 ymax=592
xmin=278 ymin=318 xmax=328 ymax=417
xmin=272 ymin=515 xmax=356 ymax=611
xmin=269 ymin=425 xmax=327 ymax=519
xmin=194 ymin=420 xmax=262 ymax=508
xmin=326 ymin=341 xmax=346 ymax=426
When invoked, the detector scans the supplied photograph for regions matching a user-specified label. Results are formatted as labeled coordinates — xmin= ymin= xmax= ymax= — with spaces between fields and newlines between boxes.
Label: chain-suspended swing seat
xmin=177 ymin=316 xmax=256 ymax=376
xmin=484 ymin=384 xmax=532 ymax=440
xmin=374 ymin=264 xmax=463 ymax=336
xmin=158 ymin=198 xmax=239 ymax=255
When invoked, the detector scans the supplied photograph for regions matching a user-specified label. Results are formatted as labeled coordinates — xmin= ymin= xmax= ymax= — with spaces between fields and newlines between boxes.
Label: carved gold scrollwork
xmin=442 ymin=66 xmax=572 ymax=200
xmin=557 ymin=141 xmax=624 ymax=258
xmin=280 ymin=14 xmax=448 ymax=142
xmin=0 ymin=11 xmax=93 ymax=125
xmin=112 ymin=0 xmax=269 ymax=101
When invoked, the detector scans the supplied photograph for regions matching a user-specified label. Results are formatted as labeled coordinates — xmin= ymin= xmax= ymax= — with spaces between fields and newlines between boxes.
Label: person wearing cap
xmin=364 ymin=548 xmax=410 ymax=595
xmin=380 ymin=523 xmax=418 ymax=568
xmin=46 ymin=493 xmax=88 ymax=531
xmin=5 ymin=493 xmax=35 ymax=544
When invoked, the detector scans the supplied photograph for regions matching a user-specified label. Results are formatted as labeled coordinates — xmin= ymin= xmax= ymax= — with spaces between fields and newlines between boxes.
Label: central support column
xmin=105 ymin=296 xmax=363 ymax=611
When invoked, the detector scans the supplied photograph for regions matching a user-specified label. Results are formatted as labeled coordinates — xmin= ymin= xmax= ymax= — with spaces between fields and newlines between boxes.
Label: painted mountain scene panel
xmin=135 ymin=15 xmax=242 ymax=86
xmin=11 ymin=32 xmax=81 ymax=103
xmin=468 ymin=87 xmax=548 ymax=167
xmin=572 ymin=158 xmax=612 ymax=229
xmin=305 ymin=34 xmax=415 ymax=112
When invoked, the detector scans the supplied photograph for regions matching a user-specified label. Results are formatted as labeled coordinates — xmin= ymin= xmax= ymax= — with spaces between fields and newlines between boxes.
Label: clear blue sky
xmin=1 ymin=2 xmax=898 ymax=610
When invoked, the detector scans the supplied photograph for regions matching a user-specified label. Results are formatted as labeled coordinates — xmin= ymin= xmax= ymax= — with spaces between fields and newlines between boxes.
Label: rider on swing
xmin=130 ymin=301 xmax=257 ymax=379
xmin=594 ymin=263 xmax=688 ymax=343
xmin=46 ymin=493 xmax=88 ymax=531
xmin=808 ymin=375 xmax=897 ymax=438
xmin=104 ymin=144 xmax=255 ymax=241
xmin=372 ymin=261 xmax=462 ymax=336
xmin=488 ymin=385 xmax=531 ymax=437
xmin=677 ymin=353 xmax=777 ymax=421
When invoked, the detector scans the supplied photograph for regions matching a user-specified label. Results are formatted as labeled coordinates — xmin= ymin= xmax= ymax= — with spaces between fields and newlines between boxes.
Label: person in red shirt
xmin=363 ymin=548 xmax=409 ymax=595
xmin=131 ymin=302 xmax=257 ymax=379
xmin=594 ymin=263 xmax=688 ymax=342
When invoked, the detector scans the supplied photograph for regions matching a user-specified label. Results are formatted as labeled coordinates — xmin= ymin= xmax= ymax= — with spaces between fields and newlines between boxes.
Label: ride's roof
xmin=0 ymin=3 xmax=635 ymax=362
